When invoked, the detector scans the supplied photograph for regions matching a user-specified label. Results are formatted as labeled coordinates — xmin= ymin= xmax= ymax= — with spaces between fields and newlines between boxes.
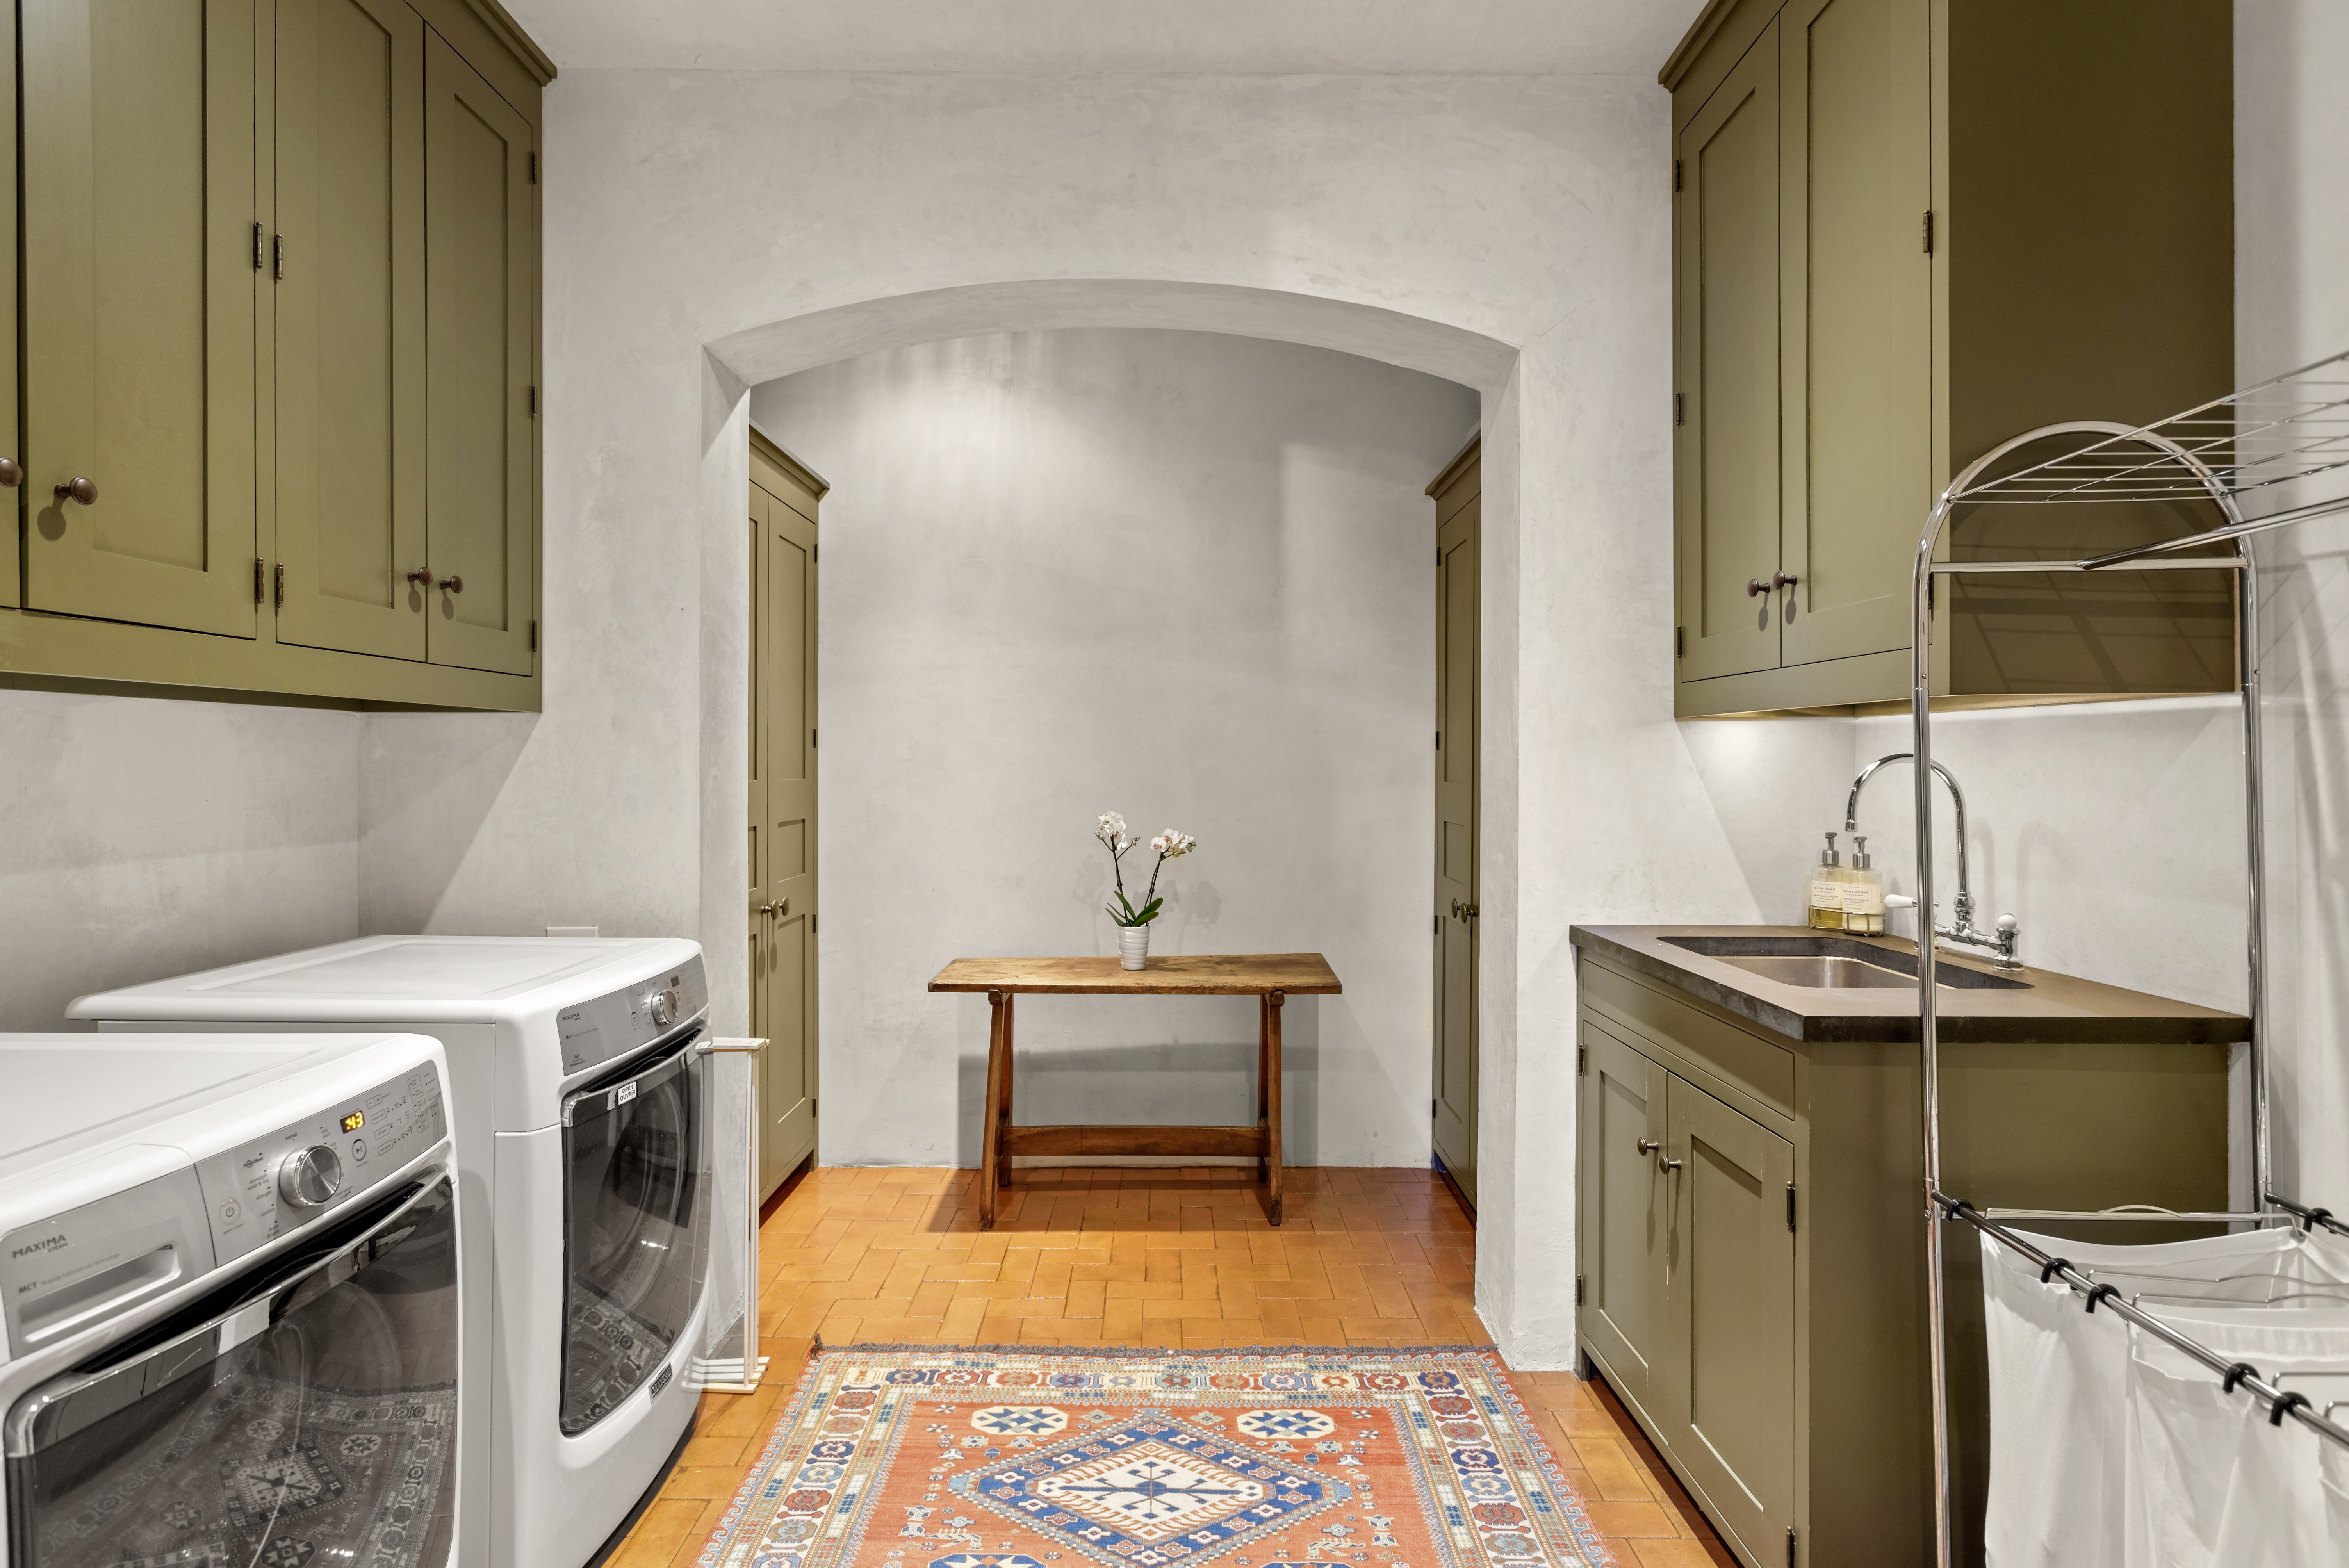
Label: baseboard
xmin=1010 ymin=1154 xmax=1258 ymax=1168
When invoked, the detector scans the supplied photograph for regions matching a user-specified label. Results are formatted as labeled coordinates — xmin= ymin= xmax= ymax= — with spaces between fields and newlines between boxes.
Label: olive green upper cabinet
xmin=0 ymin=19 xmax=18 ymax=613
xmin=22 ymin=0 xmax=258 ymax=638
xmin=1665 ymin=0 xmax=2233 ymax=718
xmin=276 ymin=0 xmax=428 ymax=660
xmin=423 ymin=29 xmax=537 ymax=677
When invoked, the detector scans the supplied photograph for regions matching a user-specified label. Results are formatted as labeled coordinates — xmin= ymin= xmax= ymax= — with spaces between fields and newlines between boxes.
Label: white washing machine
xmin=0 ymin=1031 xmax=457 ymax=1568
xmin=70 ymin=937 xmax=713 ymax=1568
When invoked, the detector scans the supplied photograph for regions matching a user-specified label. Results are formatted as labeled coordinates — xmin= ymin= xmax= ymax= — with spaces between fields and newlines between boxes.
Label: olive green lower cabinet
xmin=1571 ymin=934 xmax=2235 ymax=1568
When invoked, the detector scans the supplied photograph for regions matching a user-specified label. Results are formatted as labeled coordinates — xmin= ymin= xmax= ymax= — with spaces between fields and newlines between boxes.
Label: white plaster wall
xmin=748 ymin=328 xmax=1477 ymax=1168
xmin=0 ymin=693 xmax=360 ymax=1030
xmin=2238 ymin=0 xmax=2349 ymax=1209
xmin=343 ymin=66 xmax=1819 ymax=1365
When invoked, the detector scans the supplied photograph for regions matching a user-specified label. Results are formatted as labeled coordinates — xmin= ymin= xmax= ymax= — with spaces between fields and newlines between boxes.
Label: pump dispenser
xmin=1843 ymin=834 xmax=1886 ymax=934
xmin=1808 ymin=832 xmax=1846 ymax=930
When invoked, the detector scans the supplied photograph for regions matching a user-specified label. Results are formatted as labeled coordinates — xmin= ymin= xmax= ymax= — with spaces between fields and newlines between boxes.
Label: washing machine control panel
xmin=194 ymin=1062 xmax=447 ymax=1264
xmin=554 ymin=955 xmax=709 ymax=1075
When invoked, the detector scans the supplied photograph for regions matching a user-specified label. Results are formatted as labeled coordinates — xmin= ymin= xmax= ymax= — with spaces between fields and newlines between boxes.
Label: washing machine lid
xmin=65 ymin=935 xmax=702 ymax=1025
xmin=0 ymin=1041 xmax=321 ymax=1172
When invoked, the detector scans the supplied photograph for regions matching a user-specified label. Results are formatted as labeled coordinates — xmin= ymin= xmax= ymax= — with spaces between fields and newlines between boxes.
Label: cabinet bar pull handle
xmin=55 ymin=476 xmax=95 ymax=506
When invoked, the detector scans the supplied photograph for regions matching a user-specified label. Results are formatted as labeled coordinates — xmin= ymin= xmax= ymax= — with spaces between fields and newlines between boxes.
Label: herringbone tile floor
xmin=608 ymin=1165 xmax=1728 ymax=1568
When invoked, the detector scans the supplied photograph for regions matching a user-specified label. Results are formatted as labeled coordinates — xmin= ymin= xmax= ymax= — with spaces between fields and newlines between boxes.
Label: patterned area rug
xmin=696 ymin=1345 xmax=1608 ymax=1568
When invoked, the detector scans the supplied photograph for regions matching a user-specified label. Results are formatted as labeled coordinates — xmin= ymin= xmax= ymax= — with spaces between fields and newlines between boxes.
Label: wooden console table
xmin=927 ymin=953 xmax=1342 ymax=1227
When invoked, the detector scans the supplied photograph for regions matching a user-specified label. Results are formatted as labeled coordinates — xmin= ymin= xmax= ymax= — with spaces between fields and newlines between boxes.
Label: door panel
xmin=22 ymin=0 xmax=257 ymax=635
xmin=1665 ymin=1074 xmax=1796 ymax=1563
xmin=423 ymin=30 xmax=533 ymax=674
xmin=0 ymin=17 xmax=17 ymax=610
xmin=1432 ymin=482 xmax=1478 ymax=1202
xmin=276 ymin=0 xmax=426 ymax=657
xmin=1578 ymin=1023 xmax=1668 ymax=1419
xmin=752 ymin=478 xmax=818 ymax=1191
xmin=1779 ymin=0 xmax=1931 ymax=666
xmin=1675 ymin=20 xmax=1781 ymax=681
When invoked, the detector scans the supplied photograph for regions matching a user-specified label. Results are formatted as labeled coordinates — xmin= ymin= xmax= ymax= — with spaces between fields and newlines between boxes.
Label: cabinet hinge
xmin=1674 ymin=391 xmax=1684 ymax=426
xmin=528 ymin=385 xmax=539 ymax=417
xmin=252 ymin=221 xmax=264 ymax=271
xmin=1576 ymin=1273 xmax=1586 ymax=1305
xmin=273 ymin=562 xmax=284 ymax=609
xmin=811 ymin=1096 xmax=816 ymax=1116
xmin=1435 ymin=730 xmax=1441 ymax=751
xmin=1672 ymin=159 xmax=1683 ymax=193
xmin=1922 ymin=209 xmax=1935 ymax=255
xmin=1675 ymin=626 xmax=1685 ymax=659
xmin=1435 ymin=913 xmax=1442 ymax=937
xmin=1577 ymin=1044 xmax=1588 ymax=1076
xmin=1787 ymin=1183 xmax=1798 ymax=1232
xmin=529 ymin=150 xmax=539 ymax=184
xmin=1788 ymin=1526 xmax=1798 ymax=1566
xmin=811 ymin=728 xmax=816 ymax=748
xmin=254 ymin=557 xmax=266 ymax=604
xmin=273 ymin=234 xmax=284 ymax=280
xmin=1431 ymin=1097 xmax=1438 ymax=1119
xmin=529 ymin=618 xmax=538 ymax=652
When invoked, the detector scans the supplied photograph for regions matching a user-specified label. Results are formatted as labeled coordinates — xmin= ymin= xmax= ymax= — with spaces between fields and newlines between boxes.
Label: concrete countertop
xmin=1568 ymin=924 xmax=2251 ymax=1046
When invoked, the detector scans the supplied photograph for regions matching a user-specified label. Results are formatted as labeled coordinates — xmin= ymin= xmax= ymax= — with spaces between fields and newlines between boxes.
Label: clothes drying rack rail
xmin=2267 ymin=1190 xmax=2349 ymax=1241
xmin=1907 ymin=348 xmax=2349 ymax=1568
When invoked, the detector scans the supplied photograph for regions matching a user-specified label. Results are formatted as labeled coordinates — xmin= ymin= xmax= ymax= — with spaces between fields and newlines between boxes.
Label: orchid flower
xmin=1096 ymin=813 xmax=1199 ymax=927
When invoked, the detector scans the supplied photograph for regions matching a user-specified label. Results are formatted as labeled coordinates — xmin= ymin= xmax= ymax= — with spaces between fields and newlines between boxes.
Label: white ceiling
xmin=500 ymin=0 xmax=1711 ymax=76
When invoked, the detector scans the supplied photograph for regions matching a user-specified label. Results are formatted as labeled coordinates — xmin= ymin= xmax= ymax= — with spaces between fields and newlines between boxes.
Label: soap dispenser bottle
xmin=1843 ymin=835 xmax=1886 ymax=935
xmin=1808 ymin=832 xmax=1846 ymax=930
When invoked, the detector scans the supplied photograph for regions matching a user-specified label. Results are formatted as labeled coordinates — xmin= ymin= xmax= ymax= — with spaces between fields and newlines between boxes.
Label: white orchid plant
xmin=1095 ymin=811 xmax=1198 ymax=928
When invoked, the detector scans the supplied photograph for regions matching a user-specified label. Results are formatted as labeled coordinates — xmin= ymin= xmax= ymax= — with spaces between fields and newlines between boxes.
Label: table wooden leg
xmin=997 ymin=992 xmax=1016 ymax=1199
xmin=979 ymin=989 xmax=1007 ymax=1228
xmin=1256 ymin=993 xmax=1271 ymax=1182
xmin=1266 ymin=989 xmax=1285 ymax=1226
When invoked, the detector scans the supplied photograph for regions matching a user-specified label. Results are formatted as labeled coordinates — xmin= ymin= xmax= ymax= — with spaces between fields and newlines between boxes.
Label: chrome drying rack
xmin=1905 ymin=349 xmax=2349 ymax=1568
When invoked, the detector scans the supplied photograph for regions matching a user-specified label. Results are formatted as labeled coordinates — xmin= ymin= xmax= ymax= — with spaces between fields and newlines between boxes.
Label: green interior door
xmin=275 ymin=0 xmax=426 ymax=659
xmin=0 ymin=16 xmax=18 ymax=611
xmin=755 ymin=475 xmax=818 ymax=1192
xmin=1433 ymin=482 xmax=1478 ymax=1205
xmin=423 ymin=29 xmax=533 ymax=674
xmin=21 ymin=0 xmax=257 ymax=636
xmin=1675 ymin=19 xmax=1782 ymax=682
xmin=1579 ymin=1023 xmax=1668 ymax=1423
xmin=1665 ymin=1073 xmax=1796 ymax=1565
xmin=1778 ymin=0 xmax=1931 ymax=669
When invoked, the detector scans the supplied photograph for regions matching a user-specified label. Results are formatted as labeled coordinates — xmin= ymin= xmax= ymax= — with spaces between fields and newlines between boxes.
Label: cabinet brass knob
xmin=56 ymin=476 xmax=96 ymax=506
xmin=0 ymin=458 xmax=21 ymax=488
xmin=1747 ymin=577 xmax=1767 ymax=597
xmin=406 ymin=567 xmax=432 ymax=587
xmin=1773 ymin=570 xmax=1798 ymax=590
xmin=1637 ymin=1138 xmax=1661 ymax=1155
xmin=1659 ymin=1156 xmax=1684 ymax=1172
xmin=437 ymin=574 xmax=463 ymax=593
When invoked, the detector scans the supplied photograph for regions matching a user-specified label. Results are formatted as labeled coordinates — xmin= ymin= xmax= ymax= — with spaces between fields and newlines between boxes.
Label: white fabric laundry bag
xmin=1978 ymin=1225 xmax=2349 ymax=1568
xmin=2127 ymin=1315 xmax=2349 ymax=1567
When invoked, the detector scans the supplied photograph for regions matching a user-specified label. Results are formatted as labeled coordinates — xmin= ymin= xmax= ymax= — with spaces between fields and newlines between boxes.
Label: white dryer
xmin=0 ymin=1031 xmax=457 ymax=1568
xmin=70 ymin=937 xmax=713 ymax=1568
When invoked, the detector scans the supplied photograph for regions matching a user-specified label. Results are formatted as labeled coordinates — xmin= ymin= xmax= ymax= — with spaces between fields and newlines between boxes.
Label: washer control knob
xmin=277 ymin=1145 xmax=345 ymax=1208
xmin=647 ymin=986 xmax=680 ymax=1028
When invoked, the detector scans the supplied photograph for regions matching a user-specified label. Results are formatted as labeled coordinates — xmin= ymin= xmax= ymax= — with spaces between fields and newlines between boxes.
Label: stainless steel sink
xmin=1659 ymin=934 xmax=2032 ymax=991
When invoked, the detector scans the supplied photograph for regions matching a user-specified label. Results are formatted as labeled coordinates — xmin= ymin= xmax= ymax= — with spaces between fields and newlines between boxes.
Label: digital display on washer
xmin=341 ymin=1110 xmax=365 ymax=1133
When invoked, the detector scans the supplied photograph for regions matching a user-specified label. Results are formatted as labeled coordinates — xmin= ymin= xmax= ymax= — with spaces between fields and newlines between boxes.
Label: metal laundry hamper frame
xmin=1903 ymin=350 xmax=2349 ymax=1567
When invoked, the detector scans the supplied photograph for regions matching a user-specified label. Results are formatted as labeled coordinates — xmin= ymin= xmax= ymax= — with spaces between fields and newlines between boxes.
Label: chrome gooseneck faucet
xmin=1846 ymin=752 xmax=2021 ymax=968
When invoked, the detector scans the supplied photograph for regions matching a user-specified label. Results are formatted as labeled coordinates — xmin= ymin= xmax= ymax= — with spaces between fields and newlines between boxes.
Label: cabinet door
xmin=275 ymin=0 xmax=426 ymax=659
xmin=0 ymin=16 xmax=17 ymax=612
xmin=1674 ymin=20 xmax=1781 ymax=682
xmin=1578 ymin=1024 xmax=1670 ymax=1420
xmin=22 ymin=0 xmax=257 ymax=636
xmin=1778 ymin=0 xmax=1931 ymax=667
xmin=752 ymin=474 xmax=818 ymax=1192
xmin=423 ymin=30 xmax=534 ymax=674
xmin=1663 ymin=1074 xmax=1795 ymax=1563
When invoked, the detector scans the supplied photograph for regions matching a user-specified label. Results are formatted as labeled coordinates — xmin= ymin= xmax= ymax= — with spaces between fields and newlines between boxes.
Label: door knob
xmin=0 ymin=458 xmax=21 ymax=488
xmin=757 ymin=897 xmax=788 ymax=917
xmin=1659 ymin=1155 xmax=1684 ymax=1172
xmin=437 ymin=574 xmax=463 ymax=593
xmin=1637 ymin=1138 xmax=1661 ymax=1155
xmin=55 ymin=476 xmax=96 ymax=506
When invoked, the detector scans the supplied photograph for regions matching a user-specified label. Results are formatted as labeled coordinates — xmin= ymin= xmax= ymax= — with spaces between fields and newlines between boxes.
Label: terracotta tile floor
xmin=609 ymin=1165 xmax=1730 ymax=1568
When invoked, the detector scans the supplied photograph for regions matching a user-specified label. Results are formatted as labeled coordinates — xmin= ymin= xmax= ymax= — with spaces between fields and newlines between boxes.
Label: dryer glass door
xmin=559 ymin=1028 xmax=709 ymax=1435
xmin=5 ymin=1175 xmax=459 ymax=1568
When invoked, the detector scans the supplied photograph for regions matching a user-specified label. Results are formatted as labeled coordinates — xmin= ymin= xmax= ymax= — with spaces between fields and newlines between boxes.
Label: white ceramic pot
xmin=1119 ymin=925 xmax=1150 ymax=970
